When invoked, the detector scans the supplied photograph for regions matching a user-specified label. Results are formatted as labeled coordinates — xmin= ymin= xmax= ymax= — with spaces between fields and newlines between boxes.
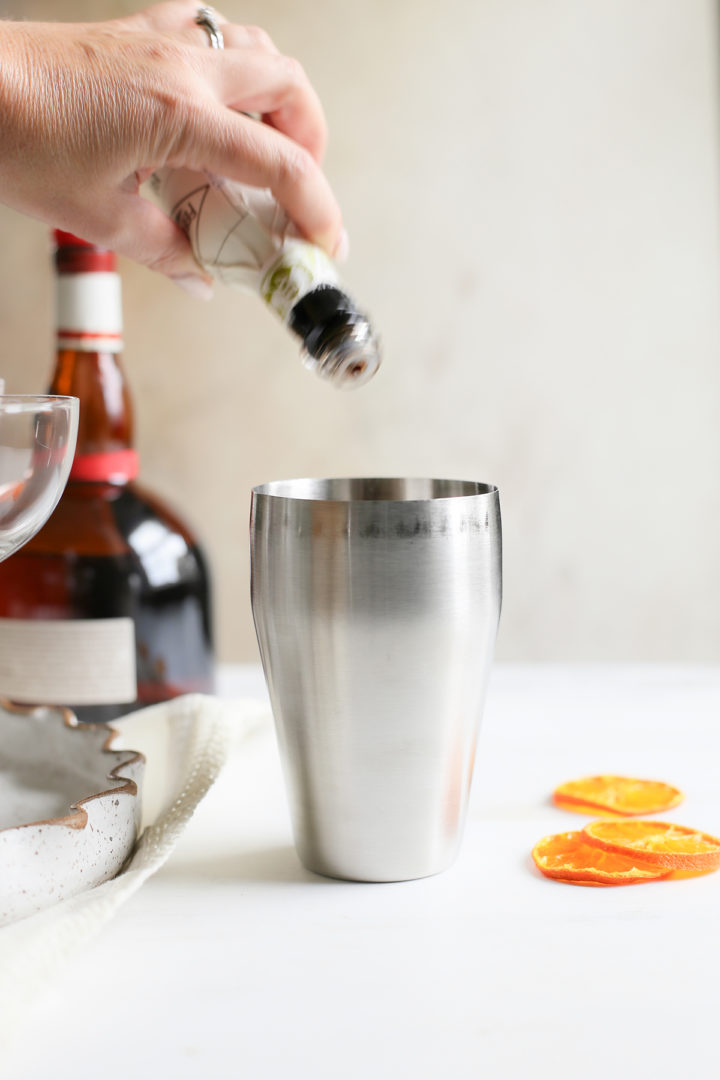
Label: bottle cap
xmin=54 ymin=230 xmax=94 ymax=249
xmin=52 ymin=230 xmax=116 ymax=272
xmin=302 ymin=318 xmax=381 ymax=389
xmin=289 ymin=286 xmax=381 ymax=389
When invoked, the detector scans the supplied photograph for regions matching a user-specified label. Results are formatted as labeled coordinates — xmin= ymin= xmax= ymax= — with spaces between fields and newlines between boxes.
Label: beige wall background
xmin=1 ymin=0 xmax=719 ymax=662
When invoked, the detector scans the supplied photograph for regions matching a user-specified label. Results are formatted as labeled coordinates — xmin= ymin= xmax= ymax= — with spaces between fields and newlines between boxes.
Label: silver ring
xmin=195 ymin=6 xmax=224 ymax=49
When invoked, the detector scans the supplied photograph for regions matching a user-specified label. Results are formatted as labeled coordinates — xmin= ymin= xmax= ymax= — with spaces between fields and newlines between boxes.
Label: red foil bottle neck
xmin=53 ymin=230 xmax=117 ymax=274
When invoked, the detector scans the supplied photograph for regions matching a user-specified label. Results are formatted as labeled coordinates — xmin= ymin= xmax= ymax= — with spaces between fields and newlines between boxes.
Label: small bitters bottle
xmin=147 ymin=168 xmax=382 ymax=389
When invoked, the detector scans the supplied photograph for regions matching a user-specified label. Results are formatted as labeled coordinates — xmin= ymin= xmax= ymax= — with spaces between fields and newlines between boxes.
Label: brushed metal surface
xmin=250 ymin=478 xmax=502 ymax=882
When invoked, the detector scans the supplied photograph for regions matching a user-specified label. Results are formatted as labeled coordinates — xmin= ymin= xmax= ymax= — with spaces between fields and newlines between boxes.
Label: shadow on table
xmin=158 ymin=844 xmax=337 ymax=885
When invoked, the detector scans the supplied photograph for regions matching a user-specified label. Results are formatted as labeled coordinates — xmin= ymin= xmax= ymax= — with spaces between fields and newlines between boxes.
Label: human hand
xmin=0 ymin=1 xmax=345 ymax=295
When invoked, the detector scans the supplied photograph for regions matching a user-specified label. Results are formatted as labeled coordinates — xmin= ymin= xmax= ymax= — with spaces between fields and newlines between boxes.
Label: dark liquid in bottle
xmin=0 ymin=479 xmax=213 ymax=722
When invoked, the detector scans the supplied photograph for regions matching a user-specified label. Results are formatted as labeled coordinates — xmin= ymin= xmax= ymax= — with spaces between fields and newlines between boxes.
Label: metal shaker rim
xmin=251 ymin=476 xmax=499 ymax=504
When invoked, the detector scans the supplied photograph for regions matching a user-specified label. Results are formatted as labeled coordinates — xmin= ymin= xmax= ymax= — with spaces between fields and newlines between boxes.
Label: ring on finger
xmin=195 ymin=6 xmax=224 ymax=50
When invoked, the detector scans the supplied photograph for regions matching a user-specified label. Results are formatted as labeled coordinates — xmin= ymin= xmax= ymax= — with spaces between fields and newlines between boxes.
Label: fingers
xmin=216 ymin=23 xmax=279 ymax=56
xmin=122 ymin=0 xmax=216 ymax=34
xmin=182 ymin=25 xmax=327 ymax=163
xmin=124 ymin=3 xmax=326 ymax=162
xmin=98 ymin=192 xmax=214 ymax=297
xmin=179 ymin=106 xmax=344 ymax=256
xmin=108 ymin=3 xmax=342 ymax=254
xmin=128 ymin=2 xmax=279 ymax=54
xmin=203 ymin=50 xmax=328 ymax=163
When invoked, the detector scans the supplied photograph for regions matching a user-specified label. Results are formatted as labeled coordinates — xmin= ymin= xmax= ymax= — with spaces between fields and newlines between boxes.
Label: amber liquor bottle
xmin=0 ymin=232 xmax=214 ymax=721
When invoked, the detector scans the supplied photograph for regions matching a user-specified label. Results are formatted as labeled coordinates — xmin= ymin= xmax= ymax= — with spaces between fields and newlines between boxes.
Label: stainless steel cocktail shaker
xmin=250 ymin=478 xmax=502 ymax=882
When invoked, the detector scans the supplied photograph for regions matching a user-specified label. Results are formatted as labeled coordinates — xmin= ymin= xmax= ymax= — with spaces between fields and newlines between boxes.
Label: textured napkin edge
xmin=0 ymin=693 xmax=268 ymax=1056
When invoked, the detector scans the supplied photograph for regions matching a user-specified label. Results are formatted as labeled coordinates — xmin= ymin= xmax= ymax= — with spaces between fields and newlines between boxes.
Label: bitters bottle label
xmin=261 ymin=242 xmax=339 ymax=323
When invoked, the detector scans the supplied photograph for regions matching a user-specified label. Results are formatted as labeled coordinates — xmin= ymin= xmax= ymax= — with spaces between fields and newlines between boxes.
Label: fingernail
xmin=172 ymin=274 xmax=214 ymax=300
xmin=333 ymin=228 xmax=350 ymax=264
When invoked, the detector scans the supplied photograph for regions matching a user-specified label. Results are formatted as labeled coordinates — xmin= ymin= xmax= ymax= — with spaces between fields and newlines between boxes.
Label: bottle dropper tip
xmin=304 ymin=318 xmax=381 ymax=390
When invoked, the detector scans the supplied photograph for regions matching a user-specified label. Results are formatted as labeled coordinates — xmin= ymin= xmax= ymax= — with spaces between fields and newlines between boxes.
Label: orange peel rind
xmin=531 ymin=830 xmax=671 ymax=886
xmin=552 ymin=775 xmax=683 ymax=817
xmin=582 ymin=819 xmax=720 ymax=872
xmin=553 ymin=797 xmax=631 ymax=819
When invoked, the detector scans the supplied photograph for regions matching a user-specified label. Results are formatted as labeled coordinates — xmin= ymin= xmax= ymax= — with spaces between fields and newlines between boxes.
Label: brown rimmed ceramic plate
xmin=0 ymin=700 xmax=144 ymax=926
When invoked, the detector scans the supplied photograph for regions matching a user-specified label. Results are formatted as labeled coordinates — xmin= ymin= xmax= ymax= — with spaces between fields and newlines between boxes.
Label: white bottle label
xmin=146 ymin=168 xmax=338 ymax=321
xmin=56 ymin=272 xmax=124 ymax=352
xmin=0 ymin=617 xmax=137 ymax=705
xmin=260 ymin=242 xmax=339 ymax=323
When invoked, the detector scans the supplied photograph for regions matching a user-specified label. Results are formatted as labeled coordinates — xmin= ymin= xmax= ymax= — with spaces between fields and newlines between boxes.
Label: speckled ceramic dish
xmin=0 ymin=700 xmax=144 ymax=926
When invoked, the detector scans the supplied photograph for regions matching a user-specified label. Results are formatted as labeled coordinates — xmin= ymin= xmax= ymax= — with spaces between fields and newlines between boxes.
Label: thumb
xmin=103 ymin=192 xmax=214 ymax=299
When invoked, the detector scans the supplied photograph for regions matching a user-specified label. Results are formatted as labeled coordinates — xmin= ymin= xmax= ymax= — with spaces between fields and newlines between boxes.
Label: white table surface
xmin=4 ymin=664 xmax=720 ymax=1080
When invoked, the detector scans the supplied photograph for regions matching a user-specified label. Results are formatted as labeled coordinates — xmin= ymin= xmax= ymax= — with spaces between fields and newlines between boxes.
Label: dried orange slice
xmin=531 ymin=830 xmax=671 ymax=885
xmin=553 ymin=797 xmax=629 ymax=819
xmin=582 ymin=820 xmax=720 ymax=871
xmin=553 ymin=775 xmax=683 ymax=816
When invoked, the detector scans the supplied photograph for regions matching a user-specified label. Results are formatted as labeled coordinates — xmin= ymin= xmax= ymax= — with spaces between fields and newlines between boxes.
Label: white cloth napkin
xmin=0 ymin=692 xmax=269 ymax=1056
